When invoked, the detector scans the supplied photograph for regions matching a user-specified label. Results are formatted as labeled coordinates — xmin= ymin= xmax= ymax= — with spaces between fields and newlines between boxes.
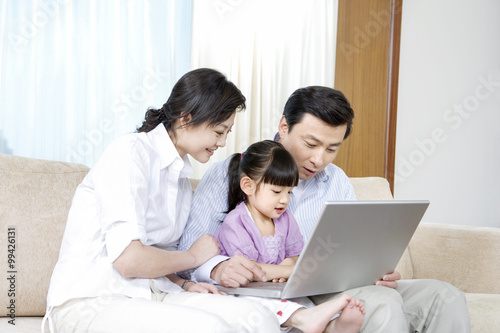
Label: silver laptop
xmin=216 ymin=200 xmax=429 ymax=299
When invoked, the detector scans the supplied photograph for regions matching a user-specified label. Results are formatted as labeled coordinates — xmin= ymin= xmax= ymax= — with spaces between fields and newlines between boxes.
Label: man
xmin=179 ymin=86 xmax=470 ymax=332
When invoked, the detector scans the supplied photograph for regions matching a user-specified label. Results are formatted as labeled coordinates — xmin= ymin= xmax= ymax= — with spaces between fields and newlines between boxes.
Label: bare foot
xmin=284 ymin=294 xmax=354 ymax=333
xmin=325 ymin=298 xmax=365 ymax=333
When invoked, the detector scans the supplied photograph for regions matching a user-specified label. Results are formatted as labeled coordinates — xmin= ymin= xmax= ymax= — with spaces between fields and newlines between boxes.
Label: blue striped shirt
xmin=178 ymin=156 xmax=356 ymax=281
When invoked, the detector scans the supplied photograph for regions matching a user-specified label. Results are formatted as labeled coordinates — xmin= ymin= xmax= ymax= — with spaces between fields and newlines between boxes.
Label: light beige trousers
xmin=310 ymin=279 xmax=471 ymax=333
xmin=47 ymin=282 xmax=281 ymax=333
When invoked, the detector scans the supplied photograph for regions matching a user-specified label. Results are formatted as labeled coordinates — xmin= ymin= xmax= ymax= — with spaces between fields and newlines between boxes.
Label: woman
xmin=44 ymin=68 xmax=280 ymax=332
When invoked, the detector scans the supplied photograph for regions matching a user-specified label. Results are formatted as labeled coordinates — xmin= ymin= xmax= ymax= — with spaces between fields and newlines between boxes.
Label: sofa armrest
xmin=407 ymin=223 xmax=500 ymax=294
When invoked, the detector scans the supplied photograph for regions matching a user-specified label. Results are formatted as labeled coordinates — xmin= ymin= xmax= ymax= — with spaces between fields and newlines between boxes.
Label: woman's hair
xmin=137 ymin=68 xmax=246 ymax=133
xmin=283 ymin=86 xmax=354 ymax=139
xmin=226 ymin=140 xmax=299 ymax=213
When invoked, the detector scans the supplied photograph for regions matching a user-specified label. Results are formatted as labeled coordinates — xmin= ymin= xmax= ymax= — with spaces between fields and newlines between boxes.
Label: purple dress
xmin=215 ymin=202 xmax=304 ymax=264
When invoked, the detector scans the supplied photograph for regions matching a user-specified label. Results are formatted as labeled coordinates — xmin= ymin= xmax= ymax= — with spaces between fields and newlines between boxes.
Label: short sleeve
xmin=215 ymin=213 xmax=259 ymax=261
xmin=283 ymin=210 xmax=304 ymax=257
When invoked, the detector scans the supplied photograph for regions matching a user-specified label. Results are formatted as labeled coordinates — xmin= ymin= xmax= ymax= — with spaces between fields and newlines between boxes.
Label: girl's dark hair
xmin=283 ymin=86 xmax=354 ymax=139
xmin=226 ymin=140 xmax=299 ymax=213
xmin=136 ymin=68 xmax=246 ymax=133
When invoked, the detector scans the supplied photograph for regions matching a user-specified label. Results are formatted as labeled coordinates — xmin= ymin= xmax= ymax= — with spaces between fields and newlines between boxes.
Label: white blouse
xmin=47 ymin=124 xmax=193 ymax=307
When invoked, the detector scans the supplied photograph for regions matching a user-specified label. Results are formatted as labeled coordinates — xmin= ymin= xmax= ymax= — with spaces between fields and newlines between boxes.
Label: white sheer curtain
xmin=0 ymin=0 xmax=192 ymax=167
xmin=190 ymin=0 xmax=338 ymax=178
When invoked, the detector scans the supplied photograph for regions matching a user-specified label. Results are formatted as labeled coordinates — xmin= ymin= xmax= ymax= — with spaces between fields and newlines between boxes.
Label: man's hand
xmin=211 ymin=254 xmax=267 ymax=287
xmin=188 ymin=234 xmax=220 ymax=267
xmin=186 ymin=282 xmax=226 ymax=295
xmin=375 ymin=270 xmax=401 ymax=289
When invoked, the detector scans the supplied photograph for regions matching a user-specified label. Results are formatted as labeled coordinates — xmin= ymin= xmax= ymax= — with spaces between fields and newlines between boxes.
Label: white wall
xmin=395 ymin=0 xmax=500 ymax=227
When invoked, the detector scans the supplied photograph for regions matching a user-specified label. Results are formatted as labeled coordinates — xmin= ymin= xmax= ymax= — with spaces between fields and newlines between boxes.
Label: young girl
xmin=216 ymin=140 xmax=366 ymax=333
xmin=44 ymin=69 xmax=286 ymax=332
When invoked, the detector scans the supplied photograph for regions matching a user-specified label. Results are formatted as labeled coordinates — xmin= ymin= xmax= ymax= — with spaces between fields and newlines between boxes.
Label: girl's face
xmin=175 ymin=113 xmax=236 ymax=163
xmin=246 ymin=182 xmax=294 ymax=221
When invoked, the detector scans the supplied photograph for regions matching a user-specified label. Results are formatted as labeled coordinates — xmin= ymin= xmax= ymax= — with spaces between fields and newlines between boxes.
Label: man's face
xmin=278 ymin=113 xmax=347 ymax=180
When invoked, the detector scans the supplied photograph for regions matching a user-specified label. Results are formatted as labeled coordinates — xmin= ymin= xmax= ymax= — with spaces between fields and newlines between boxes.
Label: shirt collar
xmin=314 ymin=169 xmax=329 ymax=183
xmin=147 ymin=124 xmax=193 ymax=178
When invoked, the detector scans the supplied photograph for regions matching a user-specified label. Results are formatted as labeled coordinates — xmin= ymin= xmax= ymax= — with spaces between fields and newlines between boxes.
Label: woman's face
xmin=176 ymin=113 xmax=236 ymax=163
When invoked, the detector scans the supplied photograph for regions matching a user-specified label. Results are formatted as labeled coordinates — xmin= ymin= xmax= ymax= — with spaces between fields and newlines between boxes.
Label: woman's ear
xmin=240 ymin=176 xmax=255 ymax=196
xmin=179 ymin=113 xmax=192 ymax=127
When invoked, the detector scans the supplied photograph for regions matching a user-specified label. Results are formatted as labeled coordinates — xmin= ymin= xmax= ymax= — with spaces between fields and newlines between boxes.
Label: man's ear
xmin=278 ymin=115 xmax=289 ymax=139
xmin=240 ymin=176 xmax=255 ymax=196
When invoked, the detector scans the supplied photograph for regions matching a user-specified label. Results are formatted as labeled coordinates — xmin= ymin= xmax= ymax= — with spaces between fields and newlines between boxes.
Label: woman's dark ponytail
xmin=136 ymin=103 xmax=171 ymax=133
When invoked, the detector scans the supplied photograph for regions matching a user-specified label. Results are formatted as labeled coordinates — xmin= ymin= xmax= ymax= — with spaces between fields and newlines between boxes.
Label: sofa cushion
xmin=0 ymin=316 xmax=44 ymax=332
xmin=465 ymin=293 xmax=500 ymax=333
xmin=0 ymin=154 xmax=89 ymax=316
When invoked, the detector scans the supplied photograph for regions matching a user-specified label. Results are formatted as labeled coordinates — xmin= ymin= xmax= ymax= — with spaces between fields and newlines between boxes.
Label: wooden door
xmin=334 ymin=0 xmax=402 ymax=193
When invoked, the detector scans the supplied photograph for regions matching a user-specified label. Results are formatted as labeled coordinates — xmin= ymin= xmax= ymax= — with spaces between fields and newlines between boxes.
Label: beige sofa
xmin=1 ymin=154 xmax=499 ymax=332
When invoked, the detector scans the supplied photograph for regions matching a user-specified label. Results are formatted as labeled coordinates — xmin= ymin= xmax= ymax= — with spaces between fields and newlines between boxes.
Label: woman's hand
xmin=211 ymin=255 xmax=267 ymax=287
xmin=185 ymin=281 xmax=226 ymax=295
xmin=188 ymin=234 xmax=220 ymax=267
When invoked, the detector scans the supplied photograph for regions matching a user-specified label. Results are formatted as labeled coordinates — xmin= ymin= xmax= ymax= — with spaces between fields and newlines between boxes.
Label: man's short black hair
xmin=283 ymin=86 xmax=354 ymax=139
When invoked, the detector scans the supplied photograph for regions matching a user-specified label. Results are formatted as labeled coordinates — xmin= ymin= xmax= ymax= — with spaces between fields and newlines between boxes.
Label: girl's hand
xmin=273 ymin=257 xmax=297 ymax=281
xmin=279 ymin=257 xmax=297 ymax=266
xmin=188 ymin=234 xmax=220 ymax=267
xmin=271 ymin=277 xmax=287 ymax=283
xmin=185 ymin=281 xmax=227 ymax=295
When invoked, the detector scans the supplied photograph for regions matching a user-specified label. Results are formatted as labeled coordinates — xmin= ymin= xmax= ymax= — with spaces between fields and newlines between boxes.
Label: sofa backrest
xmin=349 ymin=177 xmax=394 ymax=200
xmin=408 ymin=222 xmax=500 ymax=294
xmin=0 ymin=154 xmax=89 ymax=316
xmin=0 ymin=154 xmax=396 ymax=316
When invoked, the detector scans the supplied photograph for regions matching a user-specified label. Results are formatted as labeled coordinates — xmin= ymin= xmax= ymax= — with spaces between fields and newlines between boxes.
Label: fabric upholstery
xmin=349 ymin=177 xmax=395 ymax=201
xmin=0 ymin=154 xmax=89 ymax=316
xmin=408 ymin=223 xmax=500 ymax=294
xmin=465 ymin=293 xmax=500 ymax=332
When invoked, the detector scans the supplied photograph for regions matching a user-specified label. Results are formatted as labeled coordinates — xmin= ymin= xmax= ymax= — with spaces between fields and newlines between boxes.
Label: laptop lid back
xmin=281 ymin=200 xmax=429 ymax=299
